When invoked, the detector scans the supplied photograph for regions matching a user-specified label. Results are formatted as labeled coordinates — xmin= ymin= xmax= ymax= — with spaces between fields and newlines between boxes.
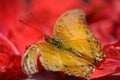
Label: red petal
xmin=90 ymin=20 xmax=115 ymax=45
xmin=0 ymin=33 xmax=26 ymax=79
xmin=91 ymin=40 xmax=120 ymax=78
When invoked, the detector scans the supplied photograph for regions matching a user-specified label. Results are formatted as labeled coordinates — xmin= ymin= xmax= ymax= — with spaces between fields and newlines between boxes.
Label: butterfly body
xmin=21 ymin=9 xmax=105 ymax=79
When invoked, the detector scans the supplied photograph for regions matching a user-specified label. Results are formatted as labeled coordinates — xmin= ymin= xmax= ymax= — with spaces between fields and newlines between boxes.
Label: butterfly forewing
xmin=54 ymin=9 xmax=93 ymax=40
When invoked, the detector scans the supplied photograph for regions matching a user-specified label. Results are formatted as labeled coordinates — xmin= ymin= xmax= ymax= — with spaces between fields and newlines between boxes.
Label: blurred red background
xmin=0 ymin=0 xmax=120 ymax=80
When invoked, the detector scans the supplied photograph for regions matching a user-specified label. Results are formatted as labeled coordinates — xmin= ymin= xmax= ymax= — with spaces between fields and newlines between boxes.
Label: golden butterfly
xmin=21 ymin=9 xmax=105 ymax=79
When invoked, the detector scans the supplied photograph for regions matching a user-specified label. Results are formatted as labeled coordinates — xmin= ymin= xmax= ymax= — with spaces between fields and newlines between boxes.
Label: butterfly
xmin=21 ymin=9 xmax=105 ymax=79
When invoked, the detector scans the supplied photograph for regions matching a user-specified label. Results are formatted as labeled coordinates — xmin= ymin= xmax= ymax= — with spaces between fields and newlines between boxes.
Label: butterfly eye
xmin=44 ymin=35 xmax=49 ymax=40
xmin=44 ymin=35 xmax=52 ymax=42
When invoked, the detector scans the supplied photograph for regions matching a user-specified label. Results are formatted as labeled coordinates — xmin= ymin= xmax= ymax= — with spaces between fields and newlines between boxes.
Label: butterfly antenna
xmin=30 ymin=12 xmax=43 ymax=26
xmin=19 ymin=19 xmax=45 ymax=35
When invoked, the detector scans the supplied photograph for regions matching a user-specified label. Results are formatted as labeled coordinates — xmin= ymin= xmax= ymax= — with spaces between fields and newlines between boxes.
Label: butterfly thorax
xmin=44 ymin=35 xmax=64 ymax=49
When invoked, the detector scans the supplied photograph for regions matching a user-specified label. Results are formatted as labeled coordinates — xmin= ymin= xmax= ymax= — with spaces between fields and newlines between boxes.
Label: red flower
xmin=1 ymin=0 xmax=120 ymax=79
xmin=0 ymin=33 xmax=26 ymax=80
